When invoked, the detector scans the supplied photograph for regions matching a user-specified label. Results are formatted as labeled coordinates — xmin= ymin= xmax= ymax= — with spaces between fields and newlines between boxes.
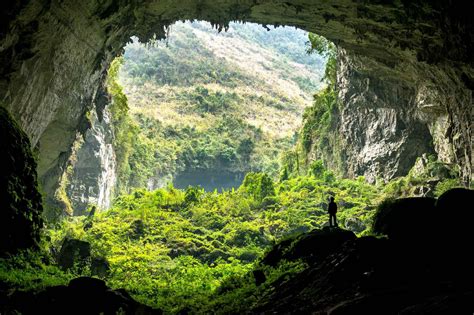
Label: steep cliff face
xmin=304 ymin=47 xmax=470 ymax=183
xmin=66 ymin=109 xmax=116 ymax=216
xmin=319 ymin=49 xmax=435 ymax=182
xmin=1 ymin=0 xmax=472 ymax=216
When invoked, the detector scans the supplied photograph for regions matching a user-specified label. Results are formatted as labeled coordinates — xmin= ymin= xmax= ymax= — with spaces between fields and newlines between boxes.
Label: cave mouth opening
xmin=1 ymin=2 xmax=473 ymax=314
xmin=65 ymin=19 xmax=329 ymax=213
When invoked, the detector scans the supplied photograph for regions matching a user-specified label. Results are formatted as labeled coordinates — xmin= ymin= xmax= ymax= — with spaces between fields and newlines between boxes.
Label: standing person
xmin=328 ymin=197 xmax=338 ymax=227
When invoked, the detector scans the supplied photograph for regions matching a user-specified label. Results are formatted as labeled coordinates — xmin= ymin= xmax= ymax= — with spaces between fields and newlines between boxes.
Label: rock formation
xmin=0 ymin=106 xmax=43 ymax=255
xmin=66 ymin=108 xmax=116 ymax=215
xmin=251 ymin=188 xmax=474 ymax=314
xmin=1 ymin=1 xmax=472 ymax=216
xmin=0 ymin=277 xmax=161 ymax=314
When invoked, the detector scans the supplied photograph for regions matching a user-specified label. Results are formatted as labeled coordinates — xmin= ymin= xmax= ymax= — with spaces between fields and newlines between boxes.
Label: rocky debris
xmin=343 ymin=217 xmax=366 ymax=233
xmin=57 ymin=238 xmax=91 ymax=271
xmin=1 ymin=277 xmax=162 ymax=314
xmin=57 ymin=238 xmax=110 ymax=277
xmin=0 ymin=107 xmax=43 ymax=255
xmin=252 ymin=189 xmax=474 ymax=314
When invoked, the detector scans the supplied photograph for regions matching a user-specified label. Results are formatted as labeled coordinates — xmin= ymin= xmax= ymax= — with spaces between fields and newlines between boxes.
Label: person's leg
xmin=334 ymin=214 xmax=338 ymax=227
xmin=329 ymin=213 xmax=333 ymax=227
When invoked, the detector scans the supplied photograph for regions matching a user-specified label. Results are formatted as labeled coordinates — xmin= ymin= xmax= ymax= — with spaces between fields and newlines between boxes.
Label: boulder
xmin=433 ymin=188 xmax=474 ymax=278
xmin=435 ymin=188 xmax=474 ymax=224
xmin=91 ymin=257 xmax=110 ymax=278
xmin=261 ymin=228 xmax=356 ymax=266
xmin=57 ymin=238 xmax=91 ymax=271
xmin=253 ymin=270 xmax=266 ymax=286
xmin=371 ymin=197 xmax=436 ymax=243
xmin=3 ymin=277 xmax=162 ymax=314
xmin=344 ymin=217 xmax=366 ymax=233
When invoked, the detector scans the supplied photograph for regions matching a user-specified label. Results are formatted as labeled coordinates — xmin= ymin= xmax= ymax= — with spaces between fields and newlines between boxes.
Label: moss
xmin=0 ymin=106 xmax=44 ymax=254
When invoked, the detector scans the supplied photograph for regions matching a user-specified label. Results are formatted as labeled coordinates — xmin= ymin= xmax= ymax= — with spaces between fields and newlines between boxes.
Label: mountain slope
xmin=117 ymin=21 xmax=326 ymax=191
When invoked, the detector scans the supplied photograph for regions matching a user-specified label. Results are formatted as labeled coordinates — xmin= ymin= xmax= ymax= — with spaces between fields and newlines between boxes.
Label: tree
xmin=309 ymin=160 xmax=325 ymax=178
xmin=306 ymin=33 xmax=336 ymax=86
xmin=241 ymin=172 xmax=275 ymax=203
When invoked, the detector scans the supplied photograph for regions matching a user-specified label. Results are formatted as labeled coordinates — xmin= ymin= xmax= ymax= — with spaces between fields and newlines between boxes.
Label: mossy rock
xmin=0 ymin=106 xmax=43 ymax=255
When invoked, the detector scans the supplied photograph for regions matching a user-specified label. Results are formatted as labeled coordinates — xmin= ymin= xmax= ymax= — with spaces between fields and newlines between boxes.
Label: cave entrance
xmin=67 ymin=20 xmax=328 ymax=206
xmin=3 ymin=1 xmax=470 ymax=221
xmin=1 ymin=2 xmax=472 ymax=314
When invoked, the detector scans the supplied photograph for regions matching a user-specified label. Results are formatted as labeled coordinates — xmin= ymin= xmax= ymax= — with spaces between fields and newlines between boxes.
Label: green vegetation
xmin=382 ymin=154 xmax=463 ymax=198
xmin=115 ymin=22 xmax=325 ymax=192
xmin=0 ymin=250 xmax=74 ymax=291
xmin=1 ymin=167 xmax=382 ymax=313
xmin=280 ymin=33 xmax=344 ymax=176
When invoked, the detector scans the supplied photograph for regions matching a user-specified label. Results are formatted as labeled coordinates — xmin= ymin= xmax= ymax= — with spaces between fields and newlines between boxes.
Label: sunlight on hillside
xmin=119 ymin=21 xmax=326 ymax=138
xmin=115 ymin=21 xmax=327 ymax=190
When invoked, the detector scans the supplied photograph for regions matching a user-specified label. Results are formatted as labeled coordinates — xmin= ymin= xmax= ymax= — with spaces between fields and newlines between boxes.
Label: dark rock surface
xmin=57 ymin=238 xmax=110 ymax=276
xmin=57 ymin=238 xmax=91 ymax=271
xmin=261 ymin=227 xmax=356 ymax=267
xmin=91 ymin=257 xmax=111 ymax=278
xmin=0 ymin=106 xmax=43 ymax=255
xmin=252 ymin=189 xmax=474 ymax=314
xmin=372 ymin=197 xmax=437 ymax=242
xmin=0 ymin=277 xmax=162 ymax=315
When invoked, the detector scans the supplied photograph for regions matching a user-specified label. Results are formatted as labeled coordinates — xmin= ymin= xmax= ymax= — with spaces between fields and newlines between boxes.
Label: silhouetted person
xmin=88 ymin=206 xmax=96 ymax=218
xmin=84 ymin=206 xmax=96 ymax=231
xmin=328 ymin=197 xmax=338 ymax=227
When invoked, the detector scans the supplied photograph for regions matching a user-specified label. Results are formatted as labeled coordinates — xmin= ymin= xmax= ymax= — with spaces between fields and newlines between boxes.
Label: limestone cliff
xmin=304 ymin=48 xmax=470 ymax=183
xmin=66 ymin=108 xmax=116 ymax=216
xmin=305 ymin=49 xmax=435 ymax=182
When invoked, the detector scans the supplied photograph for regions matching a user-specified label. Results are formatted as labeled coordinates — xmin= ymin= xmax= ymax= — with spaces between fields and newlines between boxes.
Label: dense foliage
xmin=1 ymin=167 xmax=382 ymax=313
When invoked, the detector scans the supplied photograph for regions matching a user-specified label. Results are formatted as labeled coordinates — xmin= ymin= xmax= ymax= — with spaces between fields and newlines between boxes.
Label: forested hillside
xmin=117 ymin=21 xmax=326 ymax=192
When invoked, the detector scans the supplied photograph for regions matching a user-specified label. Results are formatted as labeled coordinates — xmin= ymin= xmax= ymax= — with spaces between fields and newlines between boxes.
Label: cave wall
xmin=0 ymin=106 xmax=43 ymax=254
xmin=329 ymin=46 xmax=472 ymax=183
xmin=327 ymin=49 xmax=436 ymax=182
xmin=1 ymin=0 xmax=472 ymax=215
xmin=66 ymin=107 xmax=116 ymax=216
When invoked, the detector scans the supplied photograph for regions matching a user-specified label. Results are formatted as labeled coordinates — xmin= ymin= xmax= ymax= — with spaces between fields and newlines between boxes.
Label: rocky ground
xmin=0 ymin=277 xmax=162 ymax=314
xmin=252 ymin=188 xmax=474 ymax=314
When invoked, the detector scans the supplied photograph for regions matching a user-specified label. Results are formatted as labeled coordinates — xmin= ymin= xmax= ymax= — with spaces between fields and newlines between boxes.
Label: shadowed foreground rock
xmin=0 ymin=277 xmax=162 ymax=315
xmin=251 ymin=189 xmax=474 ymax=314
xmin=0 ymin=107 xmax=43 ymax=255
